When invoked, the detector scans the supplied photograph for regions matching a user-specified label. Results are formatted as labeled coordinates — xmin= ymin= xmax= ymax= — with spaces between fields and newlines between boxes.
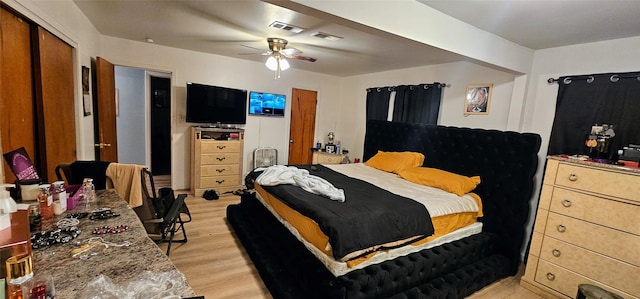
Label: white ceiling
xmin=73 ymin=0 xmax=640 ymax=77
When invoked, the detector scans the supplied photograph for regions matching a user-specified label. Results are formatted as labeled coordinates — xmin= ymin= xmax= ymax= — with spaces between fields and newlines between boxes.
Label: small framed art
xmin=325 ymin=144 xmax=336 ymax=154
xmin=464 ymin=84 xmax=492 ymax=115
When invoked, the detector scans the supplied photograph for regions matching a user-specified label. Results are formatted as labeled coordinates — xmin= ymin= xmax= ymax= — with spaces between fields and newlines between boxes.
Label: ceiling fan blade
xmin=281 ymin=48 xmax=300 ymax=56
xmin=291 ymin=55 xmax=317 ymax=63
xmin=238 ymin=51 xmax=270 ymax=56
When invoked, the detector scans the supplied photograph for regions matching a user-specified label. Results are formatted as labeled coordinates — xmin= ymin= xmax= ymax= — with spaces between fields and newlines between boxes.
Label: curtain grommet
xmin=610 ymin=75 xmax=619 ymax=82
xmin=586 ymin=76 xmax=594 ymax=83
xmin=563 ymin=77 xmax=572 ymax=84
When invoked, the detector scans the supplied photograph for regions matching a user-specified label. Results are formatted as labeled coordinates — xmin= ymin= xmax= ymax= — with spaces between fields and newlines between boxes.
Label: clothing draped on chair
xmin=547 ymin=72 xmax=640 ymax=157
xmin=366 ymin=83 xmax=444 ymax=124
xmin=105 ymin=163 xmax=145 ymax=208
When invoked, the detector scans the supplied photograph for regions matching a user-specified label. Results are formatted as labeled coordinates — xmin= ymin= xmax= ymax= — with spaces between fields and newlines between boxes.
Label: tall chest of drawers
xmin=191 ymin=127 xmax=244 ymax=197
xmin=521 ymin=157 xmax=640 ymax=298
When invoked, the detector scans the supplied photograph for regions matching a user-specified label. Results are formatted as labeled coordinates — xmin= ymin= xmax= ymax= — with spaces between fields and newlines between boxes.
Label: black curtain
xmin=547 ymin=72 xmax=640 ymax=158
xmin=366 ymin=87 xmax=392 ymax=121
xmin=392 ymin=83 xmax=443 ymax=124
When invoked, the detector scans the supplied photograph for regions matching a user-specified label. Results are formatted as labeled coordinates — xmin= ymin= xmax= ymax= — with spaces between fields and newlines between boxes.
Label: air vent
xmin=311 ymin=32 xmax=343 ymax=41
xmin=269 ymin=21 xmax=304 ymax=33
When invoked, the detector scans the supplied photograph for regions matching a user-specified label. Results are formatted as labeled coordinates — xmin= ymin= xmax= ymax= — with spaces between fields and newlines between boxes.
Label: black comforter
xmin=258 ymin=164 xmax=434 ymax=260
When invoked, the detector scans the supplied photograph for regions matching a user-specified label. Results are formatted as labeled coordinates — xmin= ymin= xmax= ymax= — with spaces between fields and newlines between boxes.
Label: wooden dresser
xmin=312 ymin=151 xmax=346 ymax=164
xmin=521 ymin=156 xmax=640 ymax=298
xmin=191 ymin=127 xmax=244 ymax=196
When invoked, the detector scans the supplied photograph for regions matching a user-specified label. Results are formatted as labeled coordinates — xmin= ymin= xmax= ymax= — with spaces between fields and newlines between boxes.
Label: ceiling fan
xmin=245 ymin=37 xmax=317 ymax=78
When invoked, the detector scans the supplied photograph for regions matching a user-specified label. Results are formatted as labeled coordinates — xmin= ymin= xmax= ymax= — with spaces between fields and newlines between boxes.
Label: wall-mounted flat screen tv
xmin=248 ymin=91 xmax=286 ymax=117
xmin=186 ymin=82 xmax=247 ymax=124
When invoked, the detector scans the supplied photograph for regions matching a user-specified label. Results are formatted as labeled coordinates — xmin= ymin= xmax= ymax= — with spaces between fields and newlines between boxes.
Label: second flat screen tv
xmin=248 ymin=91 xmax=285 ymax=117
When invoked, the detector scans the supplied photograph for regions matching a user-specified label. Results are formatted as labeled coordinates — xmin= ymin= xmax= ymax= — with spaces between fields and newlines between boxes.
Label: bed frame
xmin=227 ymin=120 xmax=541 ymax=299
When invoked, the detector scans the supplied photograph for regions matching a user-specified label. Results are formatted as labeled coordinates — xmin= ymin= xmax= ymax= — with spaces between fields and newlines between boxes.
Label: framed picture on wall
xmin=464 ymin=84 xmax=493 ymax=115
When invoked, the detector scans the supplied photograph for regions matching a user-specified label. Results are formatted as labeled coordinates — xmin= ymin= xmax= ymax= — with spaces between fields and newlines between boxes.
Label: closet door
xmin=33 ymin=26 xmax=76 ymax=181
xmin=0 ymin=7 xmax=36 ymax=182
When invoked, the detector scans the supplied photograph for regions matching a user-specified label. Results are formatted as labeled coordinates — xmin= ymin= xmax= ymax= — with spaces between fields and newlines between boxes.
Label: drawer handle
xmin=557 ymin=224 xmax=566 ymax=233
xmin=568 ymin=173 xmax=578 ymax=181
xmin=546 ymin=272 xmax=556 ymax=281
xmin=552 ymin=249 xmax=561 ymax=257
xmin=561 ymin=200 xmax=572 ymax=207
xmin=216 ymin=180 xmax=225 ymax=184
xmin=216 ymin=157 xmax=226 ymax=161
xmin=216 ymin=169 xmax=226 ymax=173
xmin=217 ymin=145 xmax=226 ymax=150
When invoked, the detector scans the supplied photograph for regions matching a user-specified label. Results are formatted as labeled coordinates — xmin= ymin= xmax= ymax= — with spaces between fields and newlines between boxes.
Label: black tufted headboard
xmin=363 ymin=120 xmax=541 ymax=270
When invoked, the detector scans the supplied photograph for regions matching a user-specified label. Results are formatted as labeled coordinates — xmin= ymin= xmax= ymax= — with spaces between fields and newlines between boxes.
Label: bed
xmin=227 ymin=120 xmax=542 ymax=299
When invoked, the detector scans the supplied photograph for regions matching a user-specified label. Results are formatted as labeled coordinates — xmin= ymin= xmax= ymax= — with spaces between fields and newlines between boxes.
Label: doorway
xmin=113 ymin=67 xmax=172 ymax=186
xmin=149 ymin=75 xmax=171 ymax=175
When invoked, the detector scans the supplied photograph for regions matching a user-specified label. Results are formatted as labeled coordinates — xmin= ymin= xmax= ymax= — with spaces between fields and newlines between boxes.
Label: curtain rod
xmin=548 ymin=73 xmax=640 ymax=84
xmin=367 ymin=83 xmax=447 ymax=92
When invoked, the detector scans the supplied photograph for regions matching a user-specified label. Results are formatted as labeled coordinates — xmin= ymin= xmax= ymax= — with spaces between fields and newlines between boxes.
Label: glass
xmin=82 ymin=178 xmax=96 ymax=212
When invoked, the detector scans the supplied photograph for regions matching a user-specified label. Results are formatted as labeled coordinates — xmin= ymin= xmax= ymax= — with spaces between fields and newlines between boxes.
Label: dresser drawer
xmin=201 ymin=164 xmax=240 ymax=177
xmin=200 ymin=175 xmax=240 ymax=188
xmin=535 ymin=260 xmax=635 ymax=299
xmin=550 ymin=187 xmax=640 ymax=235
xmin=545 ymin=212 xmax=640 ymax=267
xmin=201 ymin=153 xmax=240 ymax=165
xmin=313 ymin=152 xmax=345 ymax=164
xmin=540 ymin=237 xmax=640 ymax=296
xmin=555 ymin=163 xmax=640 ymax=200
xmin=201 ymin=141 xmax=241 ymax=153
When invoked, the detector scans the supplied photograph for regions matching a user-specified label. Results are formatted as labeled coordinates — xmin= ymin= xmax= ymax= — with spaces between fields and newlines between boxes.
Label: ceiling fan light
xmin=280 ymin=58 xmax=290 ymax=70
xmin=265 ymin=56 xmax=278 ymax=71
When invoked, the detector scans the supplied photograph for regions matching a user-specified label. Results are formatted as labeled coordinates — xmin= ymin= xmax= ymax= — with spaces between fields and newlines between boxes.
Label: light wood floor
xmin=157 ymin=192 xmax=544 ymax=299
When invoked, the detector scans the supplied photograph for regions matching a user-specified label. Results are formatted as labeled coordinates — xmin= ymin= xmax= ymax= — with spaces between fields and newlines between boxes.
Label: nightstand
xmin=312 ymin=152 xmax=346 ymax=164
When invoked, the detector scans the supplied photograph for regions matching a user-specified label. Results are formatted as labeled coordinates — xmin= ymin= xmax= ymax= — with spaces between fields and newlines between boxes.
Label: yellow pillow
xmin=364 ymin=151 xmax=425 ymax=173
xmin=397 ymin=167 xmax=481 ymax=196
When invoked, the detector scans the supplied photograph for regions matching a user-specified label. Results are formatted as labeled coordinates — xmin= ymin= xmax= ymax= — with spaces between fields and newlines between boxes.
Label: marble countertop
xmin=31 ymin=190 xmax=196 ymax=298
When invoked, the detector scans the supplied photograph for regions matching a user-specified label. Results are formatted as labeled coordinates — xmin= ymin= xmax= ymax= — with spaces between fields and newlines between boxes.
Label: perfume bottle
xmin=5 ymin=254 xmax=33 ymax=299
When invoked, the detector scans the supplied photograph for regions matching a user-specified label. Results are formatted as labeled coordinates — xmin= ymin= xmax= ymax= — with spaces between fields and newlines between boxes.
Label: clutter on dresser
xmin=585 ymin=123 xmax=615 ymax=161
xmin=617 ymin=144 xmax=640 ymax=167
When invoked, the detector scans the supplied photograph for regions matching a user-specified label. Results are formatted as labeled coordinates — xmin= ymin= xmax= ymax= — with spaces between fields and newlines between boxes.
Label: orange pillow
xmin=397 ymin=167 xmax=480 ymax=196
xmin=364 ymin=151 xmax=425 ymax=173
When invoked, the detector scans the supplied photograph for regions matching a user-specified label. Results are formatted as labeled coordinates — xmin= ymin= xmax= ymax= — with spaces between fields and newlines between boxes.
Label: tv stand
xmin=198 ymin=123 xmax=242 ymax=129
xmin=191 ymin=126 xmax=244 ymax=196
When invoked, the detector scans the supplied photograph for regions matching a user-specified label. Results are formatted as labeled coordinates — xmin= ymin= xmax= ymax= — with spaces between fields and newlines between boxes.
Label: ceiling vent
xmin=269 ymin=21 xmax=304 ymax=33
xmin=311 ymin=32 xmax=343 ymax=41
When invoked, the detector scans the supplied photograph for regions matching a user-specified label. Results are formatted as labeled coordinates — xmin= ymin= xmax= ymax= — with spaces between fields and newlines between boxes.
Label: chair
xmin=55 ymin=163 xmax=73 ymax=184
xmin=135 ymin=167 xmax=190 ymax=255
xmin=55 ymin=161 xmax=112 ymax=189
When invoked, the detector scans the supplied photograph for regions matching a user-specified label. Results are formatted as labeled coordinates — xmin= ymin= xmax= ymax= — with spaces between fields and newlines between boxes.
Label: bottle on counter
xmin=82 ymin=178 xmax=96 ymax=212
xmin=51 ymin=181 xmax=67 ymax=215
xmin=5 ymin=254 xmax=33 ymax=299
xmin=37 ymin=184 xmax=53 ymax=222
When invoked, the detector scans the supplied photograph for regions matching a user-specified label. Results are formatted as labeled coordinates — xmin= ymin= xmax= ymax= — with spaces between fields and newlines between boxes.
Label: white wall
xmin=114 ymin=66 xmax=147 ymax=165
xmin=338 ymin=61 xmax=518 ymax=161
xmin=99 ymin=36 xmax=343 ymax=189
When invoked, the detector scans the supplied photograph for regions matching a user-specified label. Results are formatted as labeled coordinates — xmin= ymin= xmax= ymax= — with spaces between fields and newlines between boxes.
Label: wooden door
xmin=33 ymin=26 xmax=76 ymax=181
xmin=0 ymin=8 xmax=36 ymax=182
xmin=288 ymin=88 xmax=317 ymax=164
xmin=94 ymin=57 xmax=118 ymax=162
